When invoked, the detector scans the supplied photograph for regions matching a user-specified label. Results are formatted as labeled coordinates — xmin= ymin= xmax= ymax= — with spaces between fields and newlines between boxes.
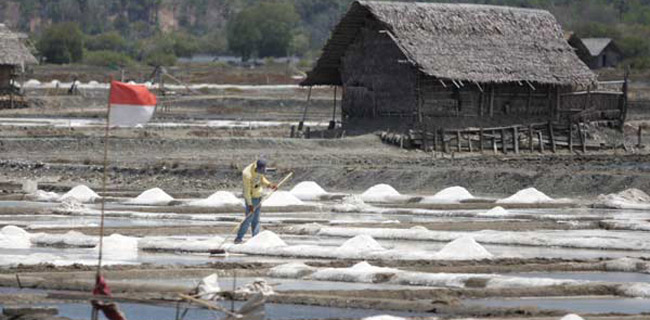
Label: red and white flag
xmin=108 ymin=81 xmax=157 ymax=127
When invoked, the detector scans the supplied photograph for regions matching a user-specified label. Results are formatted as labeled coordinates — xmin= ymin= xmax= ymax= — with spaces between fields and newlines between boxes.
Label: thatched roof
xmin=581 ymin=38 xmax=618 ymax=56
xmin=0 ymin=24 xmax=37 ymax=66
xmin=302 ymin=1 xmax=595 ymax=87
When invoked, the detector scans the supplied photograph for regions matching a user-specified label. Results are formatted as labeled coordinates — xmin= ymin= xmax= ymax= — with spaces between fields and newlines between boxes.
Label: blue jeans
xmin=235 ymin=198 xmax=261 ymax=242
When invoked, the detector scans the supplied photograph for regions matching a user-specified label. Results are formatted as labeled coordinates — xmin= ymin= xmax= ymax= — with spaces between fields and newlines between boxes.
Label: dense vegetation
xmin=2 ymin=0 xmax=650 ymax=68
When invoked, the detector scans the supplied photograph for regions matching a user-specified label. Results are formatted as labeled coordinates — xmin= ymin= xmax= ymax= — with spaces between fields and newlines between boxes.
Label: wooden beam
xmin=479 ymin=127 xmax=484 ymax=153
xmin=548 ymin=121 xmax=556 ymax=153
xmin=501 ymin=128 xmax=507 ymax=154
xmin=528 ymin=125 xmax=534 ymax=153
xmin=513 ymin=126 xmax=519 ymax=154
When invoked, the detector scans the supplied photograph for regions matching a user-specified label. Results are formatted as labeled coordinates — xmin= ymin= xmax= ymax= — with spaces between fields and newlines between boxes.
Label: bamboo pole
xmin=528 ymin=125 xmax=534 ymax=153
xmin=299 ymin=86 xmax=312 ymax=131
xmin=501 ymin=128 xmax=507 ymax=154
xmin=479 ymin=128 xmax=484 ymax=153
xmin=97 ymin=77 xmax=113 ymax=273
xmin=548 ymin=121 xmax=556 ymax=153
xmin=513 ymin=126 xmax=519 ymax=154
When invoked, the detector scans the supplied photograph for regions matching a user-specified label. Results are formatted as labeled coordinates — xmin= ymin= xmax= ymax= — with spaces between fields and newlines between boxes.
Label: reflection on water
xmin=465 ymin=296 xmax=650 ymax=314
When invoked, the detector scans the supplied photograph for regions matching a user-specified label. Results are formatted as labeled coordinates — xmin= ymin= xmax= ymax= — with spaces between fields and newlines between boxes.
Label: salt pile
xmin=363 ymin=316 xmax=406 ymax=320
xmin=361 ymin=184 xmax=402 ymax=202
xmin=57 ymin=198 xmax=86 ymax=212
xmin=311 ymin=261 xmax=398 ymax=283
xmin=196 ymin=274 xmax=221 ymax=300
xmin=0 ymin=226 xmax=31 ymax=249
xmin=290 ymin=181 xmax=328 ymax=200
xmin=25 ymin=79 xmax=41 ymax=87
xmin=238 ymin=231 xmax=287 ymax=249
xmin=31 ymin=230 xmax=97 ymax=247
xmin=622 ymin=283 xmax=650 ymax=298
xmin=60 ymin=185 xmax=100 ymax=203
xmin=596 ymin=188 xmax=650 ymax=209
xmin=98 ymin=234 xmax=139 ymax=260
xmin=269 ymin=262 xmax=315 ymax=278
xmin=337 ymin=235 xmax=385 ymax=253
xmin=28 ymin=190 xmax=60 ymax=202
xmin=478 ymin=206 xmax=511 ymax=217
xmin=189 ymin=191 xmax=242 ymax=207
xmin=496 ymin=188 xmax=553 ymax=204
xmin=421 ymin=186 xmax=474 ymax=204
xmin=236 ymin=278 xmax=275 ymax=296
xmin=128 ymin=188 xmax=174 ymax=205
xmin=139 ymin=236 xmax=225 ymax=252
xmin=331 ymin=195 xmax=374 ymax=213
xmin=560 ymin=315 xmax=584 ymax=320
xmin=263 ymin=191 xmax=304 ymax=207
xmin=436 ymin=236 xmax=493 ymax=260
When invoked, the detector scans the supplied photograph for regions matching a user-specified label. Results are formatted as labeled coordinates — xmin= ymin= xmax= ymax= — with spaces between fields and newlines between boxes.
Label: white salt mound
xmin=421 ymin=186 xmax=474 ymax=203
xmin=363 ymin=316 xmax=406 ymax=320
xmin=361 ymin=184 xmax=401 ymax=202
xmin=263 ymin=191 xmax=304 ymax=207
xmin=0 ymin=225 xmax=31 ymax=249
xmin=332 ymin=195 xmax=373 ymax=213
xmin=28 ymin=190 xmax=60 ymax=202
xmin=25 ymin=79 xmax=41 ymax=87
xmin=479 ymin=206 xmax=511 ymax=217
xmin=240 ymin=230 xmax=287 ymax=248
xmin=338 ymin=235 xmax=385 ymax=252
xmin=189 ymin=191 xmax=242 ymax=207
xmin=560 ymin=315 xmax=584 ymax=320
xmin=596 ymin=188 xmax=650 ymax=209
xmin=290 ymin=181 xmax=328 ymax=200
xmin=436 ymin=236 xmax=493 ymax=260
xmin=99 ymin=234 xmax=139 ymax=260
xmin=269 ymin=262 xmax=315 ymax=278
xmin=496 ymin=188 xmax=553 ymax=204
xmin=622 ymin=283 xmax=650 ymax=298
xmin=60 ymin=185 xmax=100 ymax=203
xmin=58 ymin=198 xmax=86 ymax=212
xmin=129 ymin=188 xmax=174 ymax=205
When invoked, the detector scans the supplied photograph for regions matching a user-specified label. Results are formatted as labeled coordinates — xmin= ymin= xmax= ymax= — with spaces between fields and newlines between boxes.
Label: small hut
xmin=0 ymin=23 xmax=38 ymax=108
xmin=302 ymin=1 xmax=604 ymax=133
xmin=568 ymin=35 xmax=622 ymax=69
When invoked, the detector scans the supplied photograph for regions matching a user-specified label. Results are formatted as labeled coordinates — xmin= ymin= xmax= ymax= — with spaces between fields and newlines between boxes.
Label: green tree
xmin=37 ymin=22 xmax=84 ymax=64
xmin=227 ymin=1 xmax=299 ymax=60
xmin=85 ymin=31 xmax=127 ymax=52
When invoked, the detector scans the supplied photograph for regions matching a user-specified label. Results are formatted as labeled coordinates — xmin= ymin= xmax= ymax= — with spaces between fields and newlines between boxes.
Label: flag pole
xmin=97 ymin=77 xmax=113 ymax=274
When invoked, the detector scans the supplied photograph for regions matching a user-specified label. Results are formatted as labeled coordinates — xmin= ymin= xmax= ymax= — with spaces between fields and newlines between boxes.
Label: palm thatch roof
xmin=302 ymin=1 xmax=595 ymax=87
xmin=0 ymin=24 xmax=37 ymax=66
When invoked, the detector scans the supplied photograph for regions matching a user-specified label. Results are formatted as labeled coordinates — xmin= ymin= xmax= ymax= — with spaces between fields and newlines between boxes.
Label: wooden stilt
xmin=479 ymin=128 xmax=484 ymax=153
xmin=513 ymin=126 xmax=519 ymax=154
xmin=457 ymin=130 xmax=462 ymax=152
xmin=528 ymin=125 xmax=534 ymax=153
xmin=569 ymin=124 xmax=574 ymax=153
xmin=548 ymin=121 xmax=556 ymax=153
xmin=538 ymin=131 xmax=544 ymax=153
xmin=501 ymin=128 xmax=507 ymax=154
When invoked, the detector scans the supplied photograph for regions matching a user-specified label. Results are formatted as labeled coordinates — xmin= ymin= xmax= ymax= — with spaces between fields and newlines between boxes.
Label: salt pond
xmin=14 ymin=302 xmax=430 ymax=320
xmin=465 ymin=296 xmax=650 ymax=314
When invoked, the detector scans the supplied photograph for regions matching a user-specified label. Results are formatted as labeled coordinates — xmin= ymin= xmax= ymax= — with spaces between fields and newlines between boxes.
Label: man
xmin=235 ymin=158 xmax=276 ymax=244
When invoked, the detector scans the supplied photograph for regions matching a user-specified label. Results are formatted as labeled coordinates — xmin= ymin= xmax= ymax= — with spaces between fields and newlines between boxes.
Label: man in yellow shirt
xmin=235 ymin=158 xmax=277 ymax=244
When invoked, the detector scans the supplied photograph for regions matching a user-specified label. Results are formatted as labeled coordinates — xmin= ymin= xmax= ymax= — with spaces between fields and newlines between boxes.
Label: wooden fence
xmin=380 ymin=120 xmax=603 ymax=154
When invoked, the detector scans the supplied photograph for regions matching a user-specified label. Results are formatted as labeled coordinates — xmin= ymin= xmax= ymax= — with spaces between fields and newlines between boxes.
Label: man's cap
xmin=256 ymin=159 xmax=267 ymax=173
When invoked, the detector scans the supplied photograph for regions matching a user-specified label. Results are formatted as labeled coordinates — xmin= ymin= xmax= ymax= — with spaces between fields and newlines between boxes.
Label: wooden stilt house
xmin=0 ymin=23 xmax=38 ymax=109
xmin=301 ymin=1 xmax=620 ymax=134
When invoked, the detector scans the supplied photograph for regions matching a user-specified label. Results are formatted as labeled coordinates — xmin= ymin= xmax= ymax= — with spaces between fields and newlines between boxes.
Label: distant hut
xmin=302 ymin=1 xmax=599 ymax=132
xmin=0 ymin=23 xmax=38 ymax=108
xmin=568 ymin=35 xmax=622 ymax=69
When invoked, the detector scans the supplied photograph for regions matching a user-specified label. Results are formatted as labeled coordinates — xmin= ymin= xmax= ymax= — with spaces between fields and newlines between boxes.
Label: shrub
xmin=84 ymin=50 xmax=135 ymax=68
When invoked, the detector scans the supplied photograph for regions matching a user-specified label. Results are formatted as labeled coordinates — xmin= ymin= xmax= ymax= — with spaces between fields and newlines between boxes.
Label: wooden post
xmin=492 ymin=135 xmax=497 ymax=154
xmin=501 ymin=128 xmax=507 ymax=154
xmin=638 ymin=126 xmax=643 ymax=148
xmin=422 ymin=128 xmax=429 ymax=152
xmin=329 ymin=86 xmax=337 ymax=130
xmin=456 ymin=130 xmax=462 ymax=152
xmin=305 ymin=126 xmax=311 ymax=139
xmin=290 ymin=125 xmax=295 ymax=138
xmin=568 ymin=124 xmax=574 ymax=153
xmin=538 ymin=131 xmax=544 ymax=153
xmin=513 ymin=126 xmax=519 ymax=154
xmin=528 ymin=125 xmax=534 ymax=153
xmin=479 ymin=92 xmax=484 ymax=117
xmin=478 ymin=128 xmax=485 ymax=153
xmin=555 ymin=86 xmax=561 ymax=121
xmin=468 ymin=132 xmax=473 ymax=153
xmin=620 ymin=67 xmax=629 ymax=130
xmin=548 ymin=121 xmax=556 ymax=153
xmin=579 ymin=122 xmax=587 ymax=153
xmin=526 ymin=87 xmax=533 ymax=115
xmin=299 ymin=86 xmax=312 ymax=131
xmin=432 ymin=128 xmax=437 ymax=152
xmin=489 ymin=85 xmax=495 ymax=117
xmin=442 ymin=129 xmax=449 ymax=153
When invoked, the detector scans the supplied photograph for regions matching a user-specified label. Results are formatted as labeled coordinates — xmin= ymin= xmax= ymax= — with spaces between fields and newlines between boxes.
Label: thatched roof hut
xmin=302 ymin=1 xmax=595 ymax=87
xmin=0 ymin=24 xmax=37 ymax=67
xmin=568 ymin=35 xmax=622 ymax=69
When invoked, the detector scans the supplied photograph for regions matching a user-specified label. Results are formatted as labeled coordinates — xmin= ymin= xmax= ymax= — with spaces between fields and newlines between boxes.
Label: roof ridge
xmin=356 ymin=0 xmax=553 ymax=15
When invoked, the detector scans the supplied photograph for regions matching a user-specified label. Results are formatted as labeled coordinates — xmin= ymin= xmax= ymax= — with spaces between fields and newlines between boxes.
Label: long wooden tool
xmin=210 ymin=172 xmax=294 ymax=254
